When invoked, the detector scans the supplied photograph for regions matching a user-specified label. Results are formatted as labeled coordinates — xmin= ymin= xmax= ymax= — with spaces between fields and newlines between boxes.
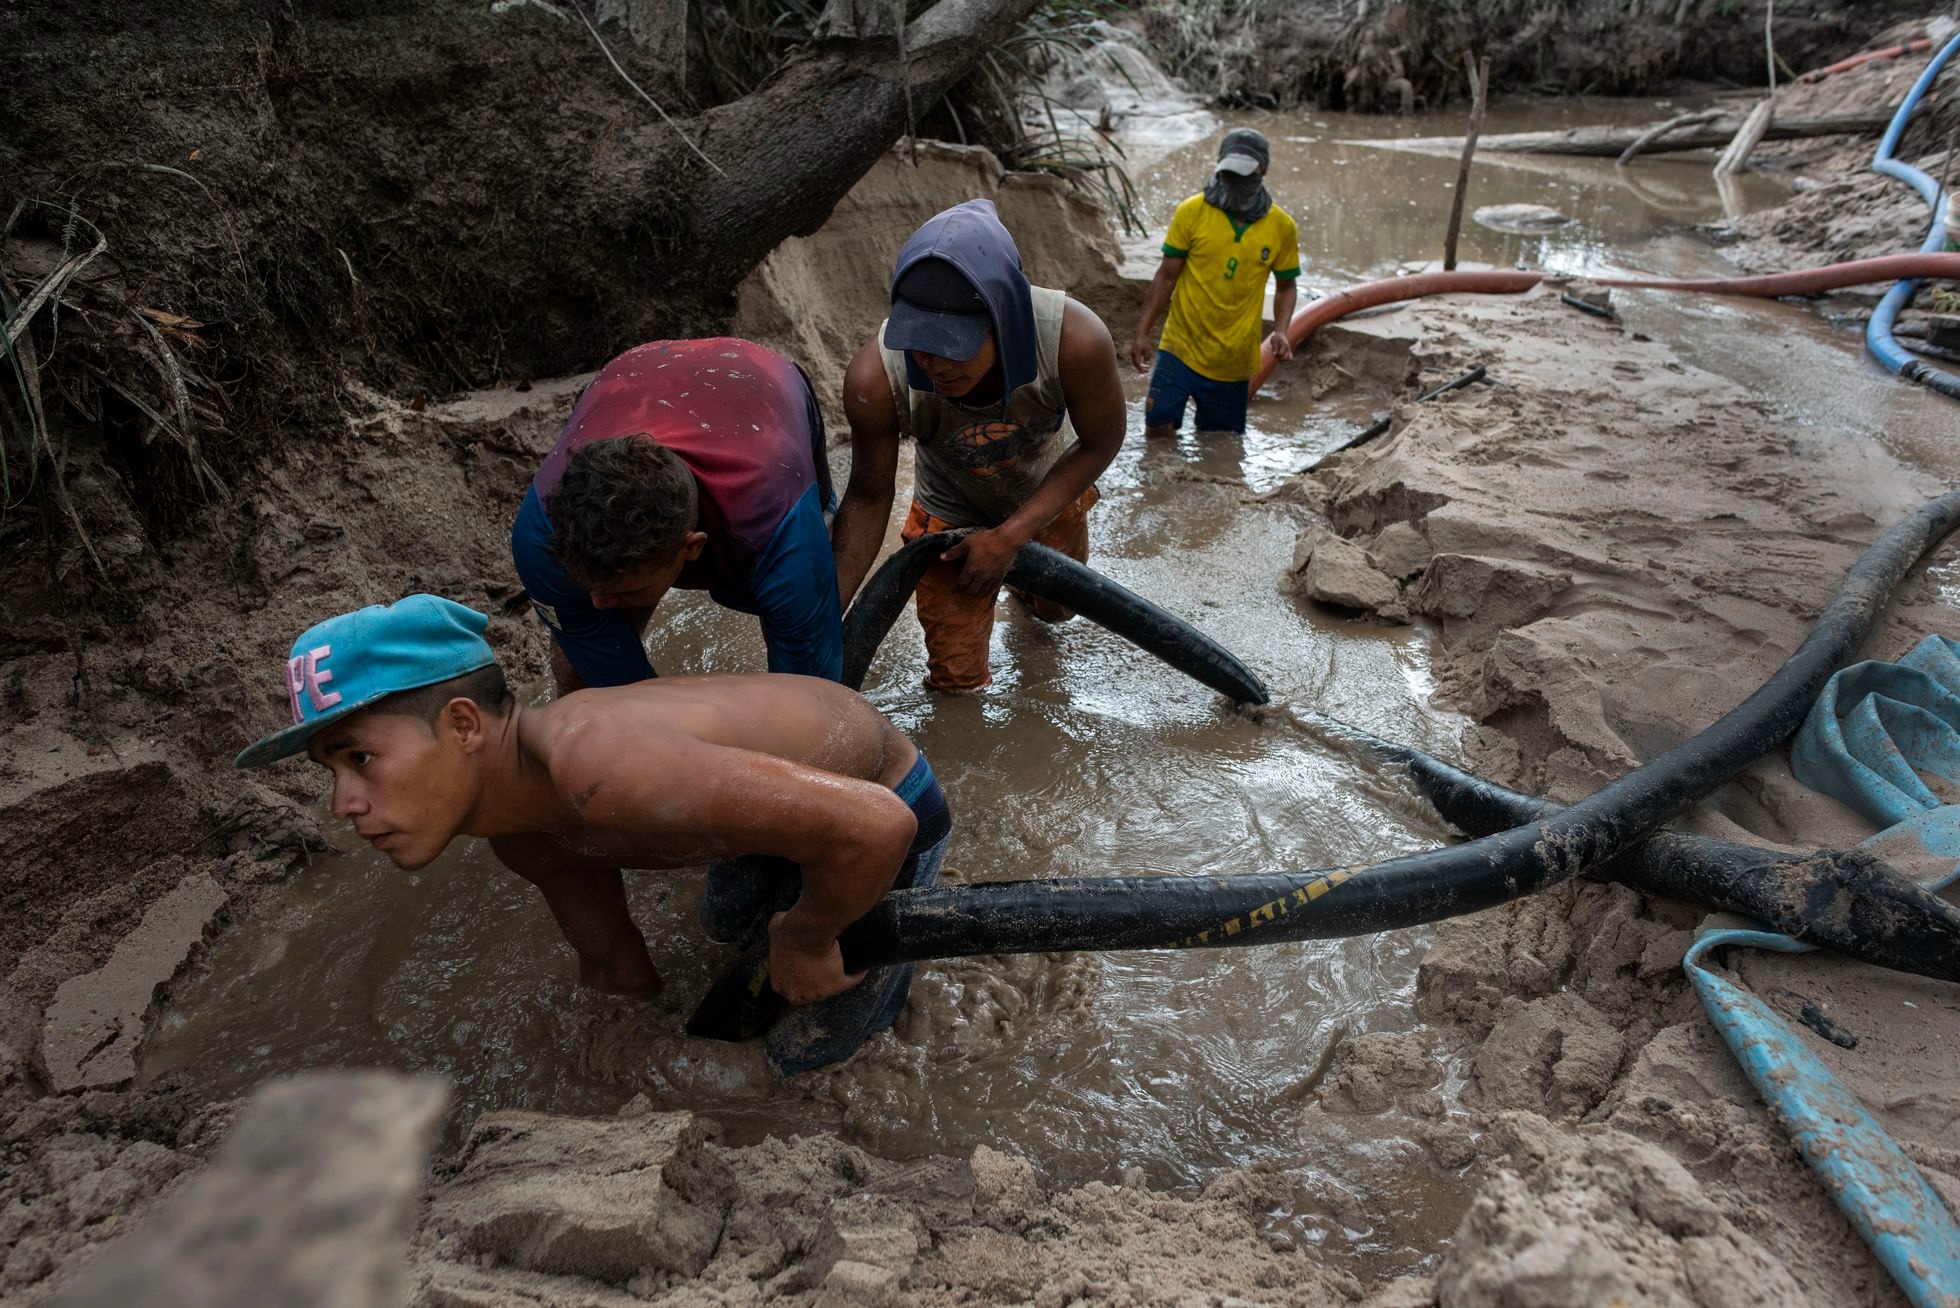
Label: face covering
xmin=1204 ymin=170 xmax=1271 ymax=223
xmin=1203 ymin=127 xmax=1273 ymax=224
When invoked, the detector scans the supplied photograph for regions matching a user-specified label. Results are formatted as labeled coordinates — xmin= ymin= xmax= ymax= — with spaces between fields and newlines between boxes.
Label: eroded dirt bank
xmin=1137 ymin=0 xmax=1933 ymax=114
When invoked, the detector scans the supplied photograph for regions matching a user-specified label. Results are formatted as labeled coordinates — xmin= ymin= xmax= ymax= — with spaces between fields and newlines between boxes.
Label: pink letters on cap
xmin=286 ymin=644 xmax=342 ymax=723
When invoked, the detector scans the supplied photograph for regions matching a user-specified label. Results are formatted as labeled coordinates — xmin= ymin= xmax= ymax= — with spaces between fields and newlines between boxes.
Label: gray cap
xmin=1214 ymin=126 xmax=1271 ymax=176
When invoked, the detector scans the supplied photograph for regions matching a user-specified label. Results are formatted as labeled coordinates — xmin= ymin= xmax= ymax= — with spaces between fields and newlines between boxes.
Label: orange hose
xmin=1799 ymin=39 xmax=1933 ymax=83
xmin=1596 ymin=253 xmax=1960 ymax=296
xmin=1249 ymin=253 xmax=1960 ymax=394
xmin=1249 ymin=270 xmax=1541 ymax=392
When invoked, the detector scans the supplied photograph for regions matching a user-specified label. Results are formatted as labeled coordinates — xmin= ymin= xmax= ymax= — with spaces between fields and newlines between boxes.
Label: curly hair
xmin=546 ymin=436 xmax=699 ymax=584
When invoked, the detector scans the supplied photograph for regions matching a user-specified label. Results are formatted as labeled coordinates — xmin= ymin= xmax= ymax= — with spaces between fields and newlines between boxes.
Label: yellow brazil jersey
xmin=1157 ymin=193 xmax=1301 ymax=382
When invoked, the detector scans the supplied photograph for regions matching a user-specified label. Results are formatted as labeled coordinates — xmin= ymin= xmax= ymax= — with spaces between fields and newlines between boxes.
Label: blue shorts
xmin=1145 ymin=349 xmax=1250 ymax=434
xmin=700 ymin=751 xmax=951 ymax=1076
xmin=512 ymin=481 xmax=843 ymax=686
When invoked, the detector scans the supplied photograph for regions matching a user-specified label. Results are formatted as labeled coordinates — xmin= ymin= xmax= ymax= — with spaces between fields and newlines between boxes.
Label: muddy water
xmin=147 ymin=415 xmax=1475 ymax=1266
xmin=146 ymin=100 xmax=1860 ymax=1275
xmin=1125 ymin=96 xmax=1791 ymax=291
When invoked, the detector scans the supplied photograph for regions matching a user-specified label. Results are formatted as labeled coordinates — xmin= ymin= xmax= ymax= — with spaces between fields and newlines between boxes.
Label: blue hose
xmin=1684 ymin=928 xmax=1960 ymax=1307
xmin=1866 ymin=33 xmax=1960 ymax=401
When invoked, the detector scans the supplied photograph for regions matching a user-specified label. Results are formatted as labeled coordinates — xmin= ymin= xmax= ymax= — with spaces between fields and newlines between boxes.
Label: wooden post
xmin=1443 ymin=52 xmax=1490 ymax=272
xmin=1714 ymin=0 xmax=1776 ymax=177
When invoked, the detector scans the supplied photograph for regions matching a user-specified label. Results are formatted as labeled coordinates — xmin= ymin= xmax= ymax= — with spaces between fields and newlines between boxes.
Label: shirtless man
xmin=234 ymin=593 xmax=950 ymax=1075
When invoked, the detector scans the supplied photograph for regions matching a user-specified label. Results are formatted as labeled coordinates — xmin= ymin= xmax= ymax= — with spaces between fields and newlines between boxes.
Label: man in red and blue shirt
xmin=511 ymin=338 xmax=842 ymax=690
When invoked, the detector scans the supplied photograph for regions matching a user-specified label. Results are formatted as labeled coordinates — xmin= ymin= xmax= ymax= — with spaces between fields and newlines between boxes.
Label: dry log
xmin=1356 ymin=111 xmax=1893 ymax=159
xmin=1715 ymin=98 xmax=1777 ymax=176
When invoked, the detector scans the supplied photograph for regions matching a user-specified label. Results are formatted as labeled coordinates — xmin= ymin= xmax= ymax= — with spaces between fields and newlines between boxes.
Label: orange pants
xmin=900 ymin=486 xmax=1100 ymax=691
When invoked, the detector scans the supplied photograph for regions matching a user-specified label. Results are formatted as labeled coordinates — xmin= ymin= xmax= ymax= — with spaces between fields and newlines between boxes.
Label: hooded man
xmin=830 ymin=199 xmax=1126 ymax=693
xmin=1130 ymin=128 xmax=1302 ymax=438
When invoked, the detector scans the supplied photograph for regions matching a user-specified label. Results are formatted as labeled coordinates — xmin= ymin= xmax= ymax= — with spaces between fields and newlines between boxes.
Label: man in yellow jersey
xmin=1129 ymin=128 xmax=1301 ymax=438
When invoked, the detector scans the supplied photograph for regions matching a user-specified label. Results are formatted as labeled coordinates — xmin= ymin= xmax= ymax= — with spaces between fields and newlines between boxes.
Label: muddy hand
xmin=767 ymin=913 xmax=864 ymax=1005
xmin=1129 ymin=336 xmax=1155 ymax=374
xmin=941 ymin=527 xmax=1021 ymax=596
xmin=1266 ymin=330 xmax=1294 ymax=364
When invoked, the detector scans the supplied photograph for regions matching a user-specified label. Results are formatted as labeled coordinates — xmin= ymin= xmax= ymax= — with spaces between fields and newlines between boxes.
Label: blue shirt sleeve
xmin=747 ymin=484 xmax=844 ymax=681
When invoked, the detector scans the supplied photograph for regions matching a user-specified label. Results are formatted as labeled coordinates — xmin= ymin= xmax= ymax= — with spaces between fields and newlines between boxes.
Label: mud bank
xmin=1715 ymin=17 xmax=1959 ymax=273
xmin=1136 ymin=0 xmax=1932 ymax=115
xmin=1281 ymin=280 xmax=1960 ymax=1306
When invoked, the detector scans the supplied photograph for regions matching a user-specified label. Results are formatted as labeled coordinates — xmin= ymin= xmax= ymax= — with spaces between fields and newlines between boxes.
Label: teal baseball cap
xmin=234 ymin=594 xmax=497 ymax=769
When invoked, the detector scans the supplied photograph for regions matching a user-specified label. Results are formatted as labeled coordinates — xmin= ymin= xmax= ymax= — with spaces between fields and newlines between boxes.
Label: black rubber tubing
xmin=840 ymin=531 xmax=1271 ymax=705
xmin=1319 ymin=364 xmax=1489 ymax=463
xmin=836 ymin=490 xmax=1960 ymax=967
xmin=690 ymin=491 xmax=1960 ymax=1041
xmin=1311 ymin=716 xmax=1960 ymax=984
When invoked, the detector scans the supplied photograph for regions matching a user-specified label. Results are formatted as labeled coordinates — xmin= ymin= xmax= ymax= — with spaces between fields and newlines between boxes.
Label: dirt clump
xmin=1435 ymin=1112 xmax=1806 ymax=1308
xmin=1317 ymin=1032 xmax=1444 ymax=1116
xmin=411 ymin=1106 xmax=1358 ymax=1307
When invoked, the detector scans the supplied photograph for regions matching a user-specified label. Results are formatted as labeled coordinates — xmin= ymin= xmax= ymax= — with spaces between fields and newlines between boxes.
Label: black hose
xmin=840 ymin=532 xmax=1271 ymax=705
xmin=1560 ymin=291 xmax=1617 ymax=321
xmin=1903 ymin=359 xmax=1960 ymax=402
xmin=1314 ymin=365 xmax=1489 ymax=464
xmin=688 ymin=492 xmax=1960 ymax=1041
xmin=1319 ymin=719 xmax=1960 ymax=984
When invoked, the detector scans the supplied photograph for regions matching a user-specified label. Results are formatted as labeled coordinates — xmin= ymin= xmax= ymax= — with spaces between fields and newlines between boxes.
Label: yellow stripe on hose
xmin=1170 ymin=869 xmax=1354 ymax=948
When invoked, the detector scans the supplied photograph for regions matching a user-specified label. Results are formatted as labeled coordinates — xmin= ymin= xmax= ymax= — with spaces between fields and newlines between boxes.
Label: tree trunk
xmin=596 ymin=0 xmax=688 ymax=93
xmin=815 ymin=0 xmax=903 ymax=40
xmin=685 ymin=0 xmax=1041 ymax=293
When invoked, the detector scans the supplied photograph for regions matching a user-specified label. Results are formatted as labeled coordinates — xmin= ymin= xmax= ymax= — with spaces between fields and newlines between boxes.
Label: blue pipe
xmin=1866 ymin=33 xmax=1960 ymax=401
xmin=1685 ymin=921 xmax=1960 ymax=1307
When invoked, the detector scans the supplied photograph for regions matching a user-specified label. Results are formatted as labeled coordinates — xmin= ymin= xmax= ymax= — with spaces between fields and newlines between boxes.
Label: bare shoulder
xmin=1059 ymin=297 xmax=1116 ymax=364
xmin=525 ymin=697 xmax=704 ymax=821
xmin=844 ymin=333 xmax=899 ymax=430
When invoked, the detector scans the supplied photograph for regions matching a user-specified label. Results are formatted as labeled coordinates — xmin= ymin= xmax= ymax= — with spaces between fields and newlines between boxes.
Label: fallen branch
xmin=1714 ymin=98 xmax=1776 ymax=176
xmin=1617 ymin=108 xmax=1721 ymax=166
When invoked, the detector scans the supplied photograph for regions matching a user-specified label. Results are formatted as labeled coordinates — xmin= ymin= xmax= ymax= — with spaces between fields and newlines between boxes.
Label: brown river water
xmin=143 ymin=97 xmax=1951 ymax=1274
